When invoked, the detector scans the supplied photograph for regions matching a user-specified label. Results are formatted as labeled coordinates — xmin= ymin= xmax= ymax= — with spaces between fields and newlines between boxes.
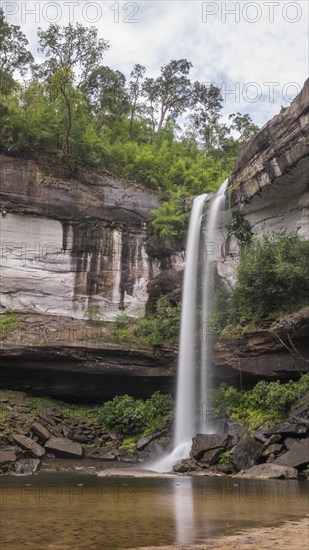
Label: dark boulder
xmin=190 ymin=434 xmax=229 ymax=460
xmin=229 ymin=437 xmax=264 ymax=470
xmin=0 ymin=449 xmax=17 ymax=470
xmin=45 ymin=436 xmax=83 ymax=458
xmin=263 ymin=422 xmax=308 ymax=437
xmin=30 ymin=422 xmax=51 ymax=442
xmin=275 ymin=439 xmax=309 ymax=468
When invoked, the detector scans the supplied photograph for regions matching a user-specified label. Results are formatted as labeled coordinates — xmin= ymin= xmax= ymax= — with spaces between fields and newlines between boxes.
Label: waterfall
xmin=199 ymin=179 xmax=228 ymax=431
xmin=150 ymin=180 xmax=227 ymax=473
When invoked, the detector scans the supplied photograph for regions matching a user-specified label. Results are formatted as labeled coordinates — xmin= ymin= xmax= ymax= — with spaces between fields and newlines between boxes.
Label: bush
xmin=99 ymin=391 xmax=174 ymax=435
xmin=211 ymin=374 xmax=309 ymax=429
xmin=216 ymin=231 xmax=309 ymax=327
xmin=135 ymin=295 xmax=181 ymax=349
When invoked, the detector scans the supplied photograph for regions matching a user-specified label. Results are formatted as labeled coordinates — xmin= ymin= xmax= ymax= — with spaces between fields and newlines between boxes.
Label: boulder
xmin=201 ymin=447 xmax=226 ymax=466
xmin=229 ymin=437 xmax=264 ymax=470
xmin=263 ymin=422 xmax=308 ymax=437
xmin=13 ymin=434 xmax=45 ymax=458
xmin=275 ymin=439 xmax=309 ymax=468
xmin=136 ymin=434 xmax=154 ymax=450
xmin=190 ymin=434 xmax=229 ymax=460
xmin=284 ymin=437 xmax=299 ymax=450
xmin=45 ymin=436 xmax=83 ymax=458
xmin=235 ymin=463 xmax=298 ymax=479
xmin=14 ymin=458 xmax=40 ymax=474
xmin=261 ymin=443 xmax=283 ymax=458
xmin=0 ymin=449 xmax=17 ymax=468
xmin=30 ymin=422 xmax=51 ymax=442
xmin=173 ymin=459 xmax=199 ymax=473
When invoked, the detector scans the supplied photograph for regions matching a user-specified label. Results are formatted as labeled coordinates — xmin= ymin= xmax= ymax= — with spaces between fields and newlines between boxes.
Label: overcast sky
xmin=2 ymin=0 xmax=308 ymax=127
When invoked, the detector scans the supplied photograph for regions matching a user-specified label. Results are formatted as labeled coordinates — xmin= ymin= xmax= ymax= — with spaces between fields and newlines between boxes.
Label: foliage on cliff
xmin=213 ymin=232 xmax=309 ymax=330
xmin=113 ymin=295 xmax=181 ymax=350
xmin=212 ymin=373 xmax=309 ymax=429
xmin=0 ymin=14 xmax=259 ymax=237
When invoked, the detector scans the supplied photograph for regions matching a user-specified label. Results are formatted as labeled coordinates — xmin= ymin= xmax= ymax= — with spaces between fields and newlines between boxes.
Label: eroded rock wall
xmin=0 ymin=156 xmax=183 ymax=320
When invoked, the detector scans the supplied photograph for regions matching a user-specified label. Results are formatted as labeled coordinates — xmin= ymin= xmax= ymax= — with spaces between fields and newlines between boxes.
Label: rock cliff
xmin=213 ymin=77 xmax=309 ymax=381
xmin=0 ymin=156 xmax=184 ymax=320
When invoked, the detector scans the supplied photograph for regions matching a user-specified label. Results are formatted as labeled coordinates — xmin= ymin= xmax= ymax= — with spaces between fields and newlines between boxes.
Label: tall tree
xmin=143 ymin=59 xmax=193 ymax=135
xmin=0 ymin=8 xmax=33 ymax=94
xmin=82 ymin=66 xmax=129 ymax=126
xmin=37 ymin=23 xmax=109 ymax=172
xmin=128 ymin=64 xmax=146 ymax=135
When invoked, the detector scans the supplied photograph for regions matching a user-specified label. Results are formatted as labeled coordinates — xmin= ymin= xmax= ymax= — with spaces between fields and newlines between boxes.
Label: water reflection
xmin=0 ymin=473 xmax=308 ymax=549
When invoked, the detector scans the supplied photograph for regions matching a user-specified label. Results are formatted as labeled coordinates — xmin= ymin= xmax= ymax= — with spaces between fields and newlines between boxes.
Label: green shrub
xmin=211 ymin=374 xmax=309 ymax=429
xmin=231 ymin=231 xmax=309 ymax=324
xmin=135 ymin=295 xmax=181 ymax=349
xmin=0 ymin=313 xmax=20 ymax=338
xmin=98 ymin=391 xmax=174 ymax=435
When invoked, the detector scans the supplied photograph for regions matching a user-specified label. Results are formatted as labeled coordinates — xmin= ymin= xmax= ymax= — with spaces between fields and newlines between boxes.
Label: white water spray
xmin=151 ymin=181 xmax=228 ymax=473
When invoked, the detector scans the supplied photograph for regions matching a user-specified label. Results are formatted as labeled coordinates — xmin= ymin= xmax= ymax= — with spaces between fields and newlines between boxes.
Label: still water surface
xmin=1 ymin=472 xmax=308 ymax=549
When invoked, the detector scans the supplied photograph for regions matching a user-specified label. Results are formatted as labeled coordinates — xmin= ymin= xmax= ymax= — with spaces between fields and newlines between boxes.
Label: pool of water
xmin=0 ymin=472 xmax=308 ymax=549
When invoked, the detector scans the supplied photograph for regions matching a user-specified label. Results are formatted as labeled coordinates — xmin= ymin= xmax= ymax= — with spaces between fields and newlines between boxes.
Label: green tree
xmin=230 ymin=232 xmax=309 ymax=324
xmin=82 ymin=65 xmax=129 ymax=127
xmin=37 ymin=23 xmax=109 ymax=172
xmin=143 ymin=59 xmax=193 ymax=135
xmin=0 ymin=8 xmax=33 ymax=94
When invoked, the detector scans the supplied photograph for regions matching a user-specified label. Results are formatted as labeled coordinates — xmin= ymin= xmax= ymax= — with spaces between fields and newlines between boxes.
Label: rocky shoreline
xmin=0 ymin=387 xmax=308 ymax=479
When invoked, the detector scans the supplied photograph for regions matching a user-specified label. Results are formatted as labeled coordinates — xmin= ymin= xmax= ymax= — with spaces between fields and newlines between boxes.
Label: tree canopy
xmin=0 ymin=14 xmax=260 ymax=235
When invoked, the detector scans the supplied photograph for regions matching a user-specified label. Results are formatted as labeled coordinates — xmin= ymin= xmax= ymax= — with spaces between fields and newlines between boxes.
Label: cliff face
xmin=217 ymin=77 xmax=309 ymax=285
xmin=213 ymin=78 xmax=309 ymax=380
xmin=0 ymin=156 xmax=183 ymax=320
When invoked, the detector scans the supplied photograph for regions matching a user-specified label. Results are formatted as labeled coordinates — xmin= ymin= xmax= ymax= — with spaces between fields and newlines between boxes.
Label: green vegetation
xmin=0 ymin=12 xmax=259 ymax=238
xmin=0 ymin=313 xmax=20 ymax=338
xmin=112 ymin=295 xmax=181 ymax=350
xmin=212 ymin=232 xmax=309 ymax=331
xmin=227 ymin=211 xmax=252 ymax=247
xmin=98 ymin=392 xmax=174 ymax=435
xmin=212 ymin=374 xmax=309 ymax=430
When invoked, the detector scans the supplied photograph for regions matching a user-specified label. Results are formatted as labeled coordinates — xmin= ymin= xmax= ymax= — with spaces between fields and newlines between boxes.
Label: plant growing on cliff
xmin=227 ymin=211 xmax=252 ymax=247
xmin=135 ymin=295 xmax=181 ymax=349
xmin=229 ymin=231 xmax=309 ymax=324
xmin=212 ymin=374 xmax=309 ymax=429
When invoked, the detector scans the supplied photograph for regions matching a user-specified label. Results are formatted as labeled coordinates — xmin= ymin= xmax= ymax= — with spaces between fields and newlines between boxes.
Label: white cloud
xmin=2 ymin=0 xmax=308 ymax=126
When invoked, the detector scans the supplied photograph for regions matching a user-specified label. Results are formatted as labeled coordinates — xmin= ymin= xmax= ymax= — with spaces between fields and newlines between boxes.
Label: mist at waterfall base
xmin=151 ymin=180 xmax=228 ymax=473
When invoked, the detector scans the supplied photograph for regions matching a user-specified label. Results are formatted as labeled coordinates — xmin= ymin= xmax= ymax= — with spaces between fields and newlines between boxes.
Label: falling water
xmin=150 ymin=181 xmax=227 ymax=472
xmin=199 ymin=179 xmax=228 ymax=431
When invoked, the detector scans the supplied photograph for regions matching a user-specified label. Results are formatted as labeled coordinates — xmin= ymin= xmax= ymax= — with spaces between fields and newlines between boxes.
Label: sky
xmin=2 ymin=0 xmax=309 ymax=127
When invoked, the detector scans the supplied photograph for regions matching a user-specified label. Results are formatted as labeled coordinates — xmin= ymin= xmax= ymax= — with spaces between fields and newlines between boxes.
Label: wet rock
xmin=229 ymin=437 xmax=264 ymax=470
xmin=201 ymin=447 xmax=226 ymax=466
xmin=190 ymin=434 xmax=229 ymax=460
xmin=30 ymin=422 xmax=51 ymax=443
xmin=235 ymin=463 xmax=298 ymax=479
xmin=12 ymin=434 xmax=45 ymax=458
xmin=14 ymin=458 xmax=40 ymax=474
xmin=45 ymin=436 xmax=83 ymax=458
xmin=173 ymin=459 xmax=199 ymax=473
xmin=275 ymin=439 xmax=309 ymax=468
